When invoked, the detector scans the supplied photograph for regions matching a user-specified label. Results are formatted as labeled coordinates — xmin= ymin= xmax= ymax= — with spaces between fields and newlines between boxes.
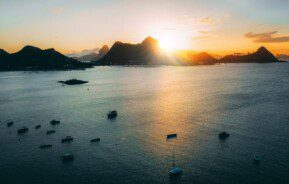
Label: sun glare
xmin=159 ymin=36 xmax=174 ymax=51
xmin=153 ymin=32 xmax=189 ymax=52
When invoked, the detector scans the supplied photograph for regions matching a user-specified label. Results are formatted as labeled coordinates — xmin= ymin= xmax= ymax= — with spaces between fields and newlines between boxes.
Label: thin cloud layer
xmin=245 ymin=31 xmax=289 ymax=43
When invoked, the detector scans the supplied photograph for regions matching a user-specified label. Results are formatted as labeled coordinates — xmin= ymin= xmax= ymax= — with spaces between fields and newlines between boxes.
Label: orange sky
xmin=0 ymin=0 xmax=289 ymax=55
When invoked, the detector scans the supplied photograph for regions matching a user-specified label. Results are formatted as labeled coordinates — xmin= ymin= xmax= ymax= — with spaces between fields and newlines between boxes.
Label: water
xmin=0 ymin=64 xmax=289 ymax=184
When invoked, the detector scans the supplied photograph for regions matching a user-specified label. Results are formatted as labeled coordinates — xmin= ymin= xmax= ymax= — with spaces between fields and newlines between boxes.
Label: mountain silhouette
xmin=219 ymin=46 xmax=279 ymax=63
xmin=0 ymin=46 xmax=92 ymax=70
xmin=93 ymin=37 xmax=169 ymax=65
xmin=0 ymin=49 xmax=9 ymax=56
xmin=76 ymin=45 xmax=109 ymax=62
xmin=174 ymin=51 xmax=218 ymax=65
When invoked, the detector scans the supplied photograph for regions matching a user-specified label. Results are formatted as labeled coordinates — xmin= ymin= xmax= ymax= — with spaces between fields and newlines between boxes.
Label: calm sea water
xmin=0 ymin=64 xmax=289 ymax=184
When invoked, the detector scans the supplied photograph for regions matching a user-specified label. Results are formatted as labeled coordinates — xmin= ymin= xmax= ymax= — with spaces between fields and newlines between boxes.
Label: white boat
xmin=62 ymin=153 xmax=74 ymax=161
xmin=167 ymin=133 xmax=182 ymax=176
xmin=253 ymin=153 xmax=261 ymax=164
xmin=169 ymin=167 xmax=182 ymax=176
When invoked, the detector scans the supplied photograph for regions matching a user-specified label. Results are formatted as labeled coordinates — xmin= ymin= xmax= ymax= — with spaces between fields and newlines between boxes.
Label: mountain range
xmin=93 ymin=37 xmax=170 ymax=65
xmin=0 ymin=46 xmax=92 ymax=71
xmin=75 ymin=45 xmax=109 ymax=62
xmin=91 ymin=37 xmax=283 ymax=65
xmin=0 ymin=36 xmax=285 ymax=71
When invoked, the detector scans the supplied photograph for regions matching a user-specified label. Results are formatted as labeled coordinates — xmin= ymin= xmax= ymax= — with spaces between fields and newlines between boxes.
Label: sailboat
xmin=167 ymin=133 xmax=182 ymax=176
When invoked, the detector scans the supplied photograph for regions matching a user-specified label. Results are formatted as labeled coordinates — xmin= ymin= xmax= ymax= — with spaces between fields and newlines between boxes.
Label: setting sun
xmin=153 ymin=31 xmax=191 ymax=52
xmin=158 ymin=36 xmax=175 ymax=51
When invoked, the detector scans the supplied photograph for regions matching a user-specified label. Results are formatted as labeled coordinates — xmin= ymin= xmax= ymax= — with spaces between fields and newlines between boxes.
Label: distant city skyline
xmin=1 ymin=0 xmax=289 ymax=55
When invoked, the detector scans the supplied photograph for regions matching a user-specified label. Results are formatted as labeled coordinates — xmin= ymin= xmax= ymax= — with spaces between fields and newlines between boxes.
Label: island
xmin=58 ymin=79 xmax=88 ymax=85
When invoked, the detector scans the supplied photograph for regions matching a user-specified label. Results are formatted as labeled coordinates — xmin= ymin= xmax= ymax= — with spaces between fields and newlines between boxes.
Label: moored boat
xmin=17 ymin=127 xmax=29 ymax=134
xmin=90 ymin=138 xmax=100 ymax=142
xmin=61 ymin=136 xmax=73 ymax=143
xmin=62 ymin=153 xmax=74 ymax=161
xmin=107 ymin=110 xmax=117 ymax=119
xmin=47 ymin=130 xmax=56 ymax=134
xmin=50 ymin=120 xmax=60 ymax=125
xmin=167 ymin=133 xmax=177 ymax=139
xmin=7 ymin=122 xmax=14 ymax=127
xmin=39 ymin=144 xmax=52 ymax=149
xmin=253 ymin=153 xmax=261 ymax=164
xmin=219 ymin=131 xmax=230 ymax=140
xmin=35 ymin=125 xmax=41 ymax=129
xmin=169 ymin=167 xmax=183 ymax=176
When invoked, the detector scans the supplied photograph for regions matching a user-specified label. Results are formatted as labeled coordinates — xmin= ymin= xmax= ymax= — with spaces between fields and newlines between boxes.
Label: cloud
xmin=199 ymin=17 xmax=213 ymax=25
xmin=193 ymin=30 xmax=213 ymax=40
xmin=198 ymin=30 xmax=208 ymax=34
xmin=244 ymin=31 xmax=289 ymax=43
xmin=193 ymin=35 xmax=212 ymax=40
xmin=52 ymin=7 xmax=64 ymax=14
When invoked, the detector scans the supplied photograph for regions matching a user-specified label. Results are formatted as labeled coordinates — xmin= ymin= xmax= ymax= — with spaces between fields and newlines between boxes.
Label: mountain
xmin=276 ymin=54 xmax=289 ymax=61
xmin=76 ymin=45 xmax=109 ymax=62
xmin=219 ymin=47 xmax=279 ymax=63
xmin=93 ymin=37 xmax=170 ymax=65
xmin=0 ymin=46 xmax=92 ymax=71
xmin=174 ymin=51 xmax=218 ymax=65
xmin=0 ymin=49 xmax=9 ymax=56
xmin=97 ymin=45 xmax=109 ymax=59
xmin=66 ymin=48 xmax=99 ymax=58
xmin=76 ymin=53 xmax=98 ymax=62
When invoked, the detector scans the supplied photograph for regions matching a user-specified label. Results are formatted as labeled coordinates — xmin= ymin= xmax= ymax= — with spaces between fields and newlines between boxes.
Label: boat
xmin=7 ymin=122 xmax=14 ymax=127
xmin=219 ymin=131 xmax=230 ymax=140
xmin=50 ymin=120 xmax=60 ymax=125
xmin=167 ymin=134 xmax=182 ymax=176
xmin=107 ymin=110 xmax=117 ymax=119
xmin=62 ymin=153 xmax=74 ymax=161
xmin=17 ymin=127 xmax=29 ymax=134
xmin=35 ymin=125 xmax=41 ymax=129
xmin=167 ymin=133 xmax=177 ymax=139
xmin=61 ymin=136 xmax=73 ymax=143
xmin=169 ymin=167 xmax=183 ymax=176
xmin=90 ymin=138 xmax=100 ymax=142
xmin=253 ymin=153 xmax=261 ymax=164
xmin=39 ymin=144 xmax=52 ymax=149
xmin=47 ymin=130 xmax=56 ymax=134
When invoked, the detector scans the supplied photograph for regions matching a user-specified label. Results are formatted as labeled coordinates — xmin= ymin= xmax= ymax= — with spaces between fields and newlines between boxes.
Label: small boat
xmin=35 ymin=125 xmax=41 ymax=129
xmin=90 ymin=138 xmax=100 ymax=142
xmin=39 ymin=144 xmax=52 ymax=149
xmin=107 ymin=110 xmax=117 ymax=119
xmin=167 ymin=133 xmax=177 ymax=139
xmin=167 ymin=134 xmax=182 ymax=176
xmin=219 ymin=131 xmax=230 ymax=140
xmin=47 ymin=130 xmax=56 ymax=134
xmin=17 ymin=127 xmax=29 ymax=134
xmin=61 ymin=136 xmax=73 ymax=143
xmin=169 ymin=167 xmax=183 ymax=176
xmin=62 ymin=153 xmax=74 ymax=161
xmin=253 ymin=153 xmax=261 ymax=164
xmin=7 ymin=122 xmax=14 ymax=127
xmin=50 ymin=120 xmax=60 ymax=125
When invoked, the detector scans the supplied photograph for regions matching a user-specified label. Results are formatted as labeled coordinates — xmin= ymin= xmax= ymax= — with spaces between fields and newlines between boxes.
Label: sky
xmin=1 ymin=0 xmax=289 ymax=55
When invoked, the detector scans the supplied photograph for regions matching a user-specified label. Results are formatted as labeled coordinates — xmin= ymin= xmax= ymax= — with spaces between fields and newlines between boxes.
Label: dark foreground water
xmin=0 ymin=64 xmax=289 ymax=184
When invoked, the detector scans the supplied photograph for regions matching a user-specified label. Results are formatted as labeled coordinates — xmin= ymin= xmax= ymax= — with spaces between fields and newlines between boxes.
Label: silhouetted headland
xmin=219 ymin=46 xmax=280 ymax=63
xmin=0 ymin=46 xmax=92 ymax=71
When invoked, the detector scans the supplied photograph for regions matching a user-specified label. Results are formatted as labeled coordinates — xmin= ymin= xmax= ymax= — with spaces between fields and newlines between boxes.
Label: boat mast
xmin=173 ymin=145 xmax=175 ymax=167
